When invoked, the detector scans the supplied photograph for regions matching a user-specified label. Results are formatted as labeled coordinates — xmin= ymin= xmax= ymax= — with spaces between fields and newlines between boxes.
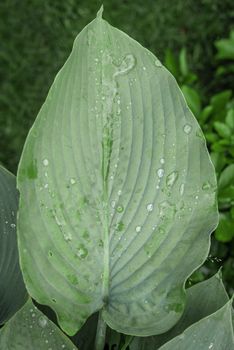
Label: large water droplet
xmin=157 ymin=168 xmax=164 ymax=178
xmin=114 ymin=54 xmax=136 ymax=77
xmin=43 ymin=159 xmax=49 ymax=166
xmin=160 ymin=158 xmax=165 ymax=164
xmin=166 ymin=171 xmax=178 ymax=189
xmin=135 ymin=226 xmax=141 ymax=233
xmin=183 ymin=124 xmax=192 ymax=134
xmin=38 ymin=316 xmax=47 ymax=328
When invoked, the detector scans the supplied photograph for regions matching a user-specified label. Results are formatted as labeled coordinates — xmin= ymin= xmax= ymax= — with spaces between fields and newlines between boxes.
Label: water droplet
xmin=114 ymin=54 xmax=136 ymax=77
xmin=76 ymin=245 xmax=88 ymax=259
xmin=160 ymin=158 xmax=165 ymax=164
xmin=183 ymin=124 xmax=192 ymax=134
xmin=155 ymin=58 xmax=162 ymax=67
xmin=70 ymin=178 xmax=76 ymax=185
xmin=166 ymin=171 xmax=178 ymax=189
xmin=142 ymin=66 xmax=146 ymax=71
xmin=10 ymin=223 xmax=16 ymax=228
xmin=135 ymin=226 xmax=141 ymax=233
xmin=63 ymin=232 xmax=72 ymax=242
xmin=179 ymin=183 xmax=185 ymax=195
xmin=159 ymin=200 xmax=176 ymax=219
xmin=38 ymin=316 xmax=48 ymax=328
xmin=111 ymin=200 xmax=116 ymax=208
xmin=116 ymin=205 xmax=124 ymax=213
xmin=117 ymin=190 xmax=122 ymax=196
xmin=43 ymin=159 xmax=49 ymax=166
xmin=208 ymin=343 xmax=214 ymax=349
xmin=157 ymin=168 xmax=164 ymax=178
xmin=146 ymin=203 xmax=154 ymax=212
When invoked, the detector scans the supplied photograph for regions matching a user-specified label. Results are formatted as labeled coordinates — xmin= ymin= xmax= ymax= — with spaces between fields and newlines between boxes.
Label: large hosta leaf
xmin=17 ymin=8 xmax=218 ymax=336
xmin=0 ymin=298 xmax=77 ymax=349
xmin=0 ymin=166 xmax=27 ymax=324
xmin=129 ymin=272 xmax=230 ymax=349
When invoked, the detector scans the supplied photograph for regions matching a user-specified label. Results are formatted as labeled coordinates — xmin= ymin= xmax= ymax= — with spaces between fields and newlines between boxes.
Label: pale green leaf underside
xmin=0 ymin=166 xmax=27 ymax=324
xmin=0 ymin=299 xmax=77 ymax=350
xmin=129 ymin=272 xmax=230 ymax=349
xmin=17 ymin=12 xmax=218 ymax=336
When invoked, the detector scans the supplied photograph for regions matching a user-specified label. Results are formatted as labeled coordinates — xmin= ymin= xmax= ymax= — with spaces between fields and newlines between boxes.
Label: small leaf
xmin=179 ymin=48 xmax=189 ymax=77
xmin=181 ymin=85 xmax=201 ymax=116
xmin=210 ymin=90 xmax=232 ymax=120
xmin=0 ymin=299 xmax=77 ymax=349
xmin=0 ymin=166 xmax=27 ymax=325
xmin=213 ymin=121 xmax=231 ymax=139
xmin=218 ymin=164 xmax=234 ymax=189
xmin=226 ymin=109 xmax=234 ymax=130
xmin=164 ymin=49 xmax=179 ymax=79
xmin=215 ymin=30 xmax=234 ymax=60
xmin=215 ymin=213 xmax=234 ymax=243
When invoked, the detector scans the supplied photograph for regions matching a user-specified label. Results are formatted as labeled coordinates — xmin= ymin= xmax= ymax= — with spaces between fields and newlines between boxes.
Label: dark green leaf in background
xmin=0 ymin=166 xmax=27 ymax=325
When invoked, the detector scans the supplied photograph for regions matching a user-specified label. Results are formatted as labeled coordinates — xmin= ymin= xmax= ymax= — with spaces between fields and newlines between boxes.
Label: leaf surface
xmin=0 ymin=166 xmax=27 ymax=324
xmin=0 ymin=299 xmax=77 ymax=350
xmin=17 ymin=9 xmax=218 ymax=336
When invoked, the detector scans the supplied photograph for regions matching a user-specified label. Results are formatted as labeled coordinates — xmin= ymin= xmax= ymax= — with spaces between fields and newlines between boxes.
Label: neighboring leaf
xmin=210 ymin=152 xmax=226 ymax=173
xmin=158 ymin=301 xmax=234 ymax=350
xmin=17 ymin=8 xmax=218 ymax=337
xmin=129 ymin=272 xmax=229 ymax=349
xmin=181 ymin=85 xmax=201 ymax=116
xmin=199 ymin=105 xmax=213 ymax=123
xmin=0 ymin=166 xmax=27 ymax=324
xmin=0 ymin=299 xmax=77 ymax=349
xmin=218 ymin=164 xmax=234 ymax=189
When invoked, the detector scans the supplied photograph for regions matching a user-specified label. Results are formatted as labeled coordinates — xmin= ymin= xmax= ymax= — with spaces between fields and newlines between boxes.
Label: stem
xmin=94 ymin=311 xmax=107 ymax=350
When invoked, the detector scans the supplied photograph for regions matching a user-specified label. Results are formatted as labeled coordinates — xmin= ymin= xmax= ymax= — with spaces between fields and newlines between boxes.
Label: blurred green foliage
xmin=0 ymin=1 xmax=233 ymax=292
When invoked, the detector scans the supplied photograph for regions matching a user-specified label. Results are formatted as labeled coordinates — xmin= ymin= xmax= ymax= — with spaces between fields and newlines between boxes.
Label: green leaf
xmin=213 ymin=121 xmax=232 ymax=139
xmin=179 ymin=48 xmax=189 ymax=77
xmin=0 ymin=299 xmax=77 ymax=349
xmin=218 ymin=164 xmax=234 ymax=189
xmin=210 ymin=90 xmax=232 ymax=120
xmin=181 ymin=85 xmax=201 ymax=116
xmin=17 ymin=10 xmax=218 ymax=337
xmin=0 ymin=166 xmax=27 ymax=325
xmin=199 ymin=105 xmax=213 ymax=123
xmin=210 ymin=152 xmax=226 ymax=173
xmin=215 ymin=30 xmax=234 ymax=60
xmin=164 ymin=48 xmax=179 ymax=79
xmin=159 ymin=300 xmax=234 ymax=349
xmin=226 ymin=109 xmax=234 ymax=130
xmin=129 ymin=272 xmax=229 ymax=349
xmin=215 ymin=213 xmax=234 ymax=243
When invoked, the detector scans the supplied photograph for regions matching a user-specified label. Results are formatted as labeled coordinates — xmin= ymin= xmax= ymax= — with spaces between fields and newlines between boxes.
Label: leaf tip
xmin=97 ymin=5 xmax=104 ymax=19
